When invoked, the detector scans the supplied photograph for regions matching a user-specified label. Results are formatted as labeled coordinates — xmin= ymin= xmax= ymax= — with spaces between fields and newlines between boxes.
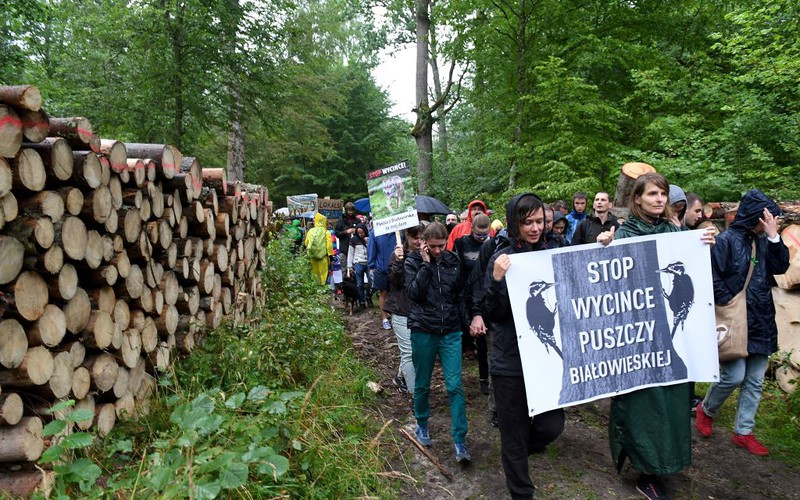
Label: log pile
xmin=0 ymin=85 xmax=270 ymax=467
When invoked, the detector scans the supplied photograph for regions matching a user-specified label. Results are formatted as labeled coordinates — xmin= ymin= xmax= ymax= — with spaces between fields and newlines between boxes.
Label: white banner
xmin=505 ymin=230 xmax=720 ymax=416
xmin=366 ymin=161 xmax=418 ymax=236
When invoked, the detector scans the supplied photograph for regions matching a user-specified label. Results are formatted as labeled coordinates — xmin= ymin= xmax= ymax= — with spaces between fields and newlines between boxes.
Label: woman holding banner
xmin=596 ymin=172 xmax=714 ymax=500
xmin=482 ymin=193 xmax=566 ymax=500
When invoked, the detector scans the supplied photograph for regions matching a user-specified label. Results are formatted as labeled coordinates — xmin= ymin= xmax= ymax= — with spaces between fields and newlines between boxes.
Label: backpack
xmin=306 ymin=228 xmax=328 ymax=259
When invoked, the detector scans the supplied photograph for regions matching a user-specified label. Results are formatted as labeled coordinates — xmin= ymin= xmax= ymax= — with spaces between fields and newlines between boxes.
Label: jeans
xmin=411 ymin=330 xmax=468 ymax=443
xmin=353 ymin=262 xmax=369 ymax=304
xmin=392 ymin=315 xmax=414 ymax=392
xmin=702 ymin=354 xmax=769 ymax=435
xmin=493 ymin=374 xmax=565 ymax=499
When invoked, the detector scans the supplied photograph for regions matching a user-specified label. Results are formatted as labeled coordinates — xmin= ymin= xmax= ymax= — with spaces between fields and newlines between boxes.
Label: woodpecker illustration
xmin=657 ymin=261 xmax=694 ymax=338
xmin=526 ymin=280 xmax=562 ymax=358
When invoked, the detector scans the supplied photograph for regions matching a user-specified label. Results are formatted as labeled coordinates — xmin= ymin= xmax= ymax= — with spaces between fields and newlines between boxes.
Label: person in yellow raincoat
xmin=305 ymin=212 xmax=334 ymax=285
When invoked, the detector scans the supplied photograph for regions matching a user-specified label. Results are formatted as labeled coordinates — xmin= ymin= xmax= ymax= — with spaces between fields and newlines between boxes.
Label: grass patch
xmin=35 ymin=238 xmax=394 ymax=499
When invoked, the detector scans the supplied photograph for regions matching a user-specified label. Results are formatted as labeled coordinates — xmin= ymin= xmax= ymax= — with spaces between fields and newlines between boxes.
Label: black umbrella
xmin=415 ymin=195 xmax=452 ymax=215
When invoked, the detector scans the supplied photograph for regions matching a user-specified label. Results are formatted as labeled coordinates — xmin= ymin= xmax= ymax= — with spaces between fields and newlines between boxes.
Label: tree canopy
xmin=2 ymin=0 xmax=797 ymax=208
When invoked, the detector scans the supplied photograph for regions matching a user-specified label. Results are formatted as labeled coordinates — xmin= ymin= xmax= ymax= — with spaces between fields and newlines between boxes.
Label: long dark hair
xmin=507 ymin=193 xmax=546 ymax=251
xmin=628 ymin=172 xmax=674 ymax=222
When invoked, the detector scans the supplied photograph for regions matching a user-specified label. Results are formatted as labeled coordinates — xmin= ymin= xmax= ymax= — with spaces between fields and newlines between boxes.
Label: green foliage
xmin=35 ymin=239 xmax=388 ymax=499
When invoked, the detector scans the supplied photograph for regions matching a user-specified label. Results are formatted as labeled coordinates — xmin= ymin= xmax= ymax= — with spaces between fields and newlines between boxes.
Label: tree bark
xmin=0 ymin=417 xmax=44 ymax=462
xmin=0 ymin=85 xmax=42 ymax=111
xmin=48 ymin=117 xmax=93 ymax=145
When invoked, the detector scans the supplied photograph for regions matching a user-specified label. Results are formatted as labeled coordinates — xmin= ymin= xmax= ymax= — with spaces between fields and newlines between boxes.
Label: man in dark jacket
xmin=482 ymin=193 xmax=565 ymax=500
xmin=334 ymin=202 xmax=360 ymax=263
xmin=571 ymin=191 xmax=619 ymax=245
xmin=696 ymin=189 xmax=789 ymax=456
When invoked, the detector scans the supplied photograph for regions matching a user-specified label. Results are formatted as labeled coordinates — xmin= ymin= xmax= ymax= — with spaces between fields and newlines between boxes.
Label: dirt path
xmin=342 ymin=303 xmax=799 ymax=499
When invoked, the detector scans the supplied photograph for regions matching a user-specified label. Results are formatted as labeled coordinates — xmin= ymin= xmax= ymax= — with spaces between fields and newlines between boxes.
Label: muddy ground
xmin=341 ymin=302 xmax=800 ymax=500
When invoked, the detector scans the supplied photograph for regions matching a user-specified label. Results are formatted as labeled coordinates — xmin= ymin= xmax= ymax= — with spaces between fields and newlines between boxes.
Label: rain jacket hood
xmin=730 ymin=189 xmax=782 ymax=231
xmin=313 ymin=212 xmax=327 ymax=228
xmin=466 ymin=200 xmax=488 ymax=223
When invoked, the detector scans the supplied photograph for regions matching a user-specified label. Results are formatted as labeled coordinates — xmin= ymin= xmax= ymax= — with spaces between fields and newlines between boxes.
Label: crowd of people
xmin=279 ymin=177 xmax=789 ymax=500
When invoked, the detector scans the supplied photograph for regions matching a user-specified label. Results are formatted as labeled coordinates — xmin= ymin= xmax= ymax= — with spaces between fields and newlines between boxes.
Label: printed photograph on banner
xmin=286 ymin=193 xmax=317 ymax=218
xmin=366 ymin=160 xmax=418 ymax=236
xmin=505 ymin=230 xmax=719 ymax=416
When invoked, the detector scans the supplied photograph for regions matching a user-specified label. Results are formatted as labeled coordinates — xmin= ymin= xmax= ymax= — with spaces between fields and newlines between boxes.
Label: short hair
xmin=628 ymin=173 xmax=673 ymax=221
xmin=595 ymin=191 xmax=610 ymax=200
xmin=345 ymin=202 xmax=355 ymax=210
xmin=552 ymin=200 xmax=567 ymax=211
xmin=573 ymin=192 xmax=587 ymax=201
xmin=515 ymin=194 xmax=545 ymax=227
xmin=686 ymin=192 xmax=704 ymax=206
xmin=422 ymin=221 xmax=448 ymax=241
xmin=472 ymin=213 xmax=491 ymax=231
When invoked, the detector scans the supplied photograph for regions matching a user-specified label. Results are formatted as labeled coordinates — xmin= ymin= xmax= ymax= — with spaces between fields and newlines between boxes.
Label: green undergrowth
xmin=36 ymin=238 xmax=392 ymax=499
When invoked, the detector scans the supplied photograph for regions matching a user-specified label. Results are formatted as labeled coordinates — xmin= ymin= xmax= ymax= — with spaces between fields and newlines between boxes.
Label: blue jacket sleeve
xmin=766 ymin=238 xmax=790 ymax=277
xmin=367 ymin=230 xmax=377 ymax=270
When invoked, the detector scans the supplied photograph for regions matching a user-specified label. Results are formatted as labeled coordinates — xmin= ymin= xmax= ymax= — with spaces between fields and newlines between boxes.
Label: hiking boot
xmin=454 ymin=443 xmax=471 ymax=464
xmin=479 ymin=379 xmax=490 ymax=395
xmin=690 ymin=395 xmax=703 ymax=413
xmin=636 ymin=474 xmax=670 ymax=500
xmin=415 ymin=425 xmax=431 ymax=447
xmin=491 ymin=411 xmax=498 ymax=428
xmin=382 ymin=318 xmax=392 ymax=330
xmin=695 ymin=403 xmax=713 ymax=437
xmin=732 ymin=433 xmax=769 ymax=456
xmin=393 ymin=373 xmax=408 ymax=393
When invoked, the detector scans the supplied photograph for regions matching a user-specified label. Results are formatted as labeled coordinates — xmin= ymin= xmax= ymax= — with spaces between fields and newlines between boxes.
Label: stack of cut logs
xmin=0 ymin=85 xmax=270 ymax=468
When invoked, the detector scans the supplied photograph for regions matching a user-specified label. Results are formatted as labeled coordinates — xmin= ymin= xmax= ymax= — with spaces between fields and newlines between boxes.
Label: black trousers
xmin=493 ymin=374 xmax=565 ymax=500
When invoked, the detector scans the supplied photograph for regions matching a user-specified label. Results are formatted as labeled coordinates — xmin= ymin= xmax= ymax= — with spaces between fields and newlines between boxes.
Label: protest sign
xmin=317 ymin=198 xmax=343 ymax=229
xmin=366 ymin=160 xmax=418 ymax=236
xmin=505 ymin=230 xmax=719 ymax=416
xmin=286 ymin=193 xmax=317 ymax=219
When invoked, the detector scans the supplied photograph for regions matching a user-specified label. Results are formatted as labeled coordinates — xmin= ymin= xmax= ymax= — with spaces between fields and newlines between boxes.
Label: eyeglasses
xmin=473 ymin=232 xmax=490 ymax=240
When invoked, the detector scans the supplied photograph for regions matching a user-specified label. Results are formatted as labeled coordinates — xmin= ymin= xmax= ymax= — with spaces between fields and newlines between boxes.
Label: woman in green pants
xmin=405 ymin=221 xmax=470 ymax=463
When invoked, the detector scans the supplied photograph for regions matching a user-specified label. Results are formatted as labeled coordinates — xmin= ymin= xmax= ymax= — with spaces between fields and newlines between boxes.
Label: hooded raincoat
xmin=609 ymin=214 xmax=691 ymax=475
xmin=446 ymin=200 xmax=494 ymax=250
xmin=711 ymin=189 xmax=789 ymax=355
xmin=305 ymin=213 xmax=333 ymax=285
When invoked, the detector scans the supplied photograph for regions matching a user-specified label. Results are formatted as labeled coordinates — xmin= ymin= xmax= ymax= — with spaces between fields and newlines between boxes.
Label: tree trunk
xmin=0 ymin=417 xmax=44 ymax=462
xmin=0 ymin=235 xmax=25 ymax=285
xmin=0 ymin=85 xmax=42 ymax=111
xmin=19 ymin=109 xmax=49 ymax=143
xmin=412 ymin=0 xmax=433 ymax=195
xmin=0 ymin=319 xmax=27 ymax=369
xmin=0 ymin=346 xmax=53 ymax=387
xmin=0 ymin=393 xmax=24 ymax=425
xmin=24 ymin=137 xmax=73 ymax=181
xmin=48 ymin=117 xmax=93 ymax=145
xmin=0 ymin=105 xmax=23 ymax=158
xmin=11 ymin=148 xmax=46 ymax=192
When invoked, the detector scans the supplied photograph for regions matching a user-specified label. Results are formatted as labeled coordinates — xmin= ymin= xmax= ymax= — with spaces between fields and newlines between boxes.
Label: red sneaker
xmin=695 ymin=403 xmax=713 ymax=437
xmin=732 ymin=433 xmax=769 ymax=456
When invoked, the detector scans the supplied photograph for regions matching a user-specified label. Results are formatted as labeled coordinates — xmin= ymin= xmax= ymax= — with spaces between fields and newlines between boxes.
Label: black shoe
xmin=636 ymin=474 xmax=670 ymax=500
xmin=491 ymin=411 xmax=498 ymax=428
xmin=690 ymin=395 xmax=703 ymax=413
xmin=393 ymin=373 xmax=408 ymax=393
xmin=479 ymin=379 xmax=490 ymax=395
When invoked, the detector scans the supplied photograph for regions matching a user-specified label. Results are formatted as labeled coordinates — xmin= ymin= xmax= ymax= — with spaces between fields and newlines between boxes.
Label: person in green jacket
xmin=284 ymin=219 xmax=303 ymax=253
xmin=596 ymin=172 xmax=715 ymax=500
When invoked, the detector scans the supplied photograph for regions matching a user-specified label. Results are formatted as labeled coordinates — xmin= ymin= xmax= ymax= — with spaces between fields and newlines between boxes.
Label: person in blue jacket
xmin=696 ymin=189 xmax=789 ymax=456
xmin=368 ymin=227 xmax=398 ymax=330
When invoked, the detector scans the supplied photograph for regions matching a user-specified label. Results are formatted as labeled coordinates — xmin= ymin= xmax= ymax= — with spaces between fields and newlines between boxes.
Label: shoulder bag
xmin=715 ymin=240 xmax=756 ymax=362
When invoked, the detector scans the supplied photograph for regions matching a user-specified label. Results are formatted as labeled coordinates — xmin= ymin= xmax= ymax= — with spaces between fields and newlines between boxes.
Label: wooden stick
xmin=398 ymin=428 xmax=453 ymax=481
